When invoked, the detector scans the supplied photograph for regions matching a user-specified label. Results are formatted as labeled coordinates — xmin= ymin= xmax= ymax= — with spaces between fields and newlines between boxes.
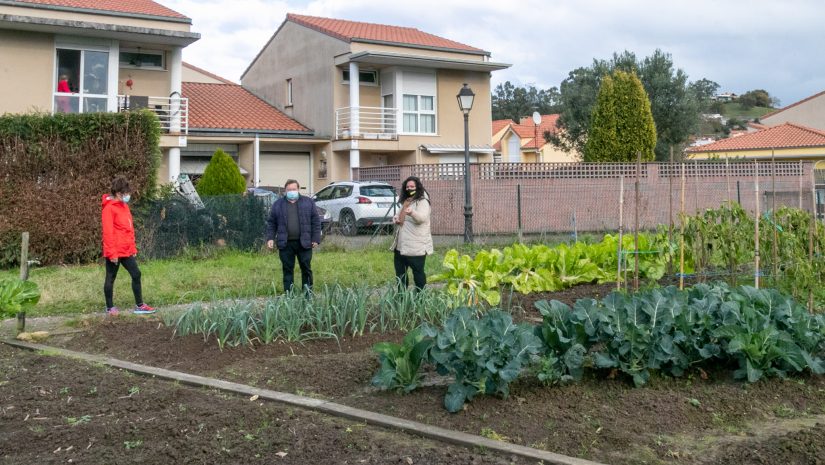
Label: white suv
xmin=312 ymin=181 xmax=398 ymax=236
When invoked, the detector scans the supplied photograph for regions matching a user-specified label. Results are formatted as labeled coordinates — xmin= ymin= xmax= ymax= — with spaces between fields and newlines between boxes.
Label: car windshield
xmin=360 ymin=185 xmax=395 ymax=197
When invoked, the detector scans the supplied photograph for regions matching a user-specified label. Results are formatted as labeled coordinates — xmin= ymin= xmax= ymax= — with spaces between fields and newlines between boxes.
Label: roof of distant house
xmin=686 ymin=122 xmax=825 ymax=153
xmin=10 ymin=0 xmax=189 ymax=20
xmin=492 ymin=114 xmax=561 ymax=151
xmin=182 ymin=82 xmax=311 ymax=133
xmin=760 ymin=89 xmax=825 ymax=121
xmin=286 ymin=13 xmax=486 ymax=54
xmin=183 ymin=62 xmax=235 ymax=85
xmin=492 ymin=119 xmax=513 ymax=136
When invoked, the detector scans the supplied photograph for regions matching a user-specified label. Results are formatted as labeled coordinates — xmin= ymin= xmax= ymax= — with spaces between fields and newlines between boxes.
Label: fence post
xmin=668 ymin=148 xmax=674 ymax=275
xmin=771 ymin=150 xmax=778 ymax=285
xmin=17 ymin=232 xmax=29 ymax=334
xmin=726 ymin=157 xmax=731 ymax=204
xmin=810 ymin=172 xmax=816 ymax=313
xmin=799 ymin=161 xmax=804 ymax=210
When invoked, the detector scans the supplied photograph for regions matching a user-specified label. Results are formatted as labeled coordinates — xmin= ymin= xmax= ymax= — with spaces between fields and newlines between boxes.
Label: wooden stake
xmin=755 ymin=162 xmax=760 ymax=289
xmin=668 ymin=147 xmax=674 ymax=275
xmin=809 ymin=171 xmax=816 ymax=313
xmin=634 ymin=151 xmax=640 ymax=291
xmin=17 ymin=232 xmax=29 ymax=334
xmin=771 ymin=150 xmax=778 ymax=284
xmin=679 ymin=163 xmax=686 ymax=290
xmin=617 ymin=176 xmax=624 ymax=290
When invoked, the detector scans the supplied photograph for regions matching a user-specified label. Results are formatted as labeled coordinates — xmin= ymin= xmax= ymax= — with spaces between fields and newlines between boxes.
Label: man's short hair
xmin=284 ymin=179 xmax=300 ymax=189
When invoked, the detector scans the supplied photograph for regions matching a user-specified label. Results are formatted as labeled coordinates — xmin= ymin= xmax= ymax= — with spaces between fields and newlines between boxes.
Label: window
xmin=119 ymin=49 xmax=164 ymax=69
xmin=342 ymin=70 xmax=378 ymax=85
xmin=314 ymin=186 xmax=334 ymax=201
xmin=54 ymin=48 xmax=109 ymax=114
xmin=402 ymin=94 xmax=436 ymax=134
xmin=359 ymin=185 xmax=395 ymax=197
xmin=286 ymin=78 xmax=293 ymax=106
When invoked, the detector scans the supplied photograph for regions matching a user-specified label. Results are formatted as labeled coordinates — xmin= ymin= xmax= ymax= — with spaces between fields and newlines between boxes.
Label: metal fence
xmin=353 ymin=161 xmax=819 ymax=238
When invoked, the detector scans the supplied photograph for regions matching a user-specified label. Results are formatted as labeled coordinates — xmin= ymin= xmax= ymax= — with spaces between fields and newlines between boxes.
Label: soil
xmin=37 ymin=312 xmax=825 ymax=465
xmin=0 ymin=343 xmax=525 ymax=465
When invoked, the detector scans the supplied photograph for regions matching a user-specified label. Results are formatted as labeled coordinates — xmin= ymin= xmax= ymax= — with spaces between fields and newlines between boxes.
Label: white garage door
xmin=259 ymin=152 xmax=311 ymax=190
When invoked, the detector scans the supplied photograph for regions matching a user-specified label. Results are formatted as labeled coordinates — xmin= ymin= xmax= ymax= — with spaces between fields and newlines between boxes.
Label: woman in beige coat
xmin=391 ymin=176 xmax=433 ymax=289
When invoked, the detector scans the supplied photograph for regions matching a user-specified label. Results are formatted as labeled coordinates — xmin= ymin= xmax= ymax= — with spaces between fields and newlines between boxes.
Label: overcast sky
xmin=163 ymin=0 xmax=825 ymax=107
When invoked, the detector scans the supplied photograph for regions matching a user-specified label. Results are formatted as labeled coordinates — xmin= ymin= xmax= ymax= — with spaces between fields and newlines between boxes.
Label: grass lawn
xmin=2 ymin=244 xmax=448 ymax=316
xmin=721 ymin=102 xmax=775 ymax=120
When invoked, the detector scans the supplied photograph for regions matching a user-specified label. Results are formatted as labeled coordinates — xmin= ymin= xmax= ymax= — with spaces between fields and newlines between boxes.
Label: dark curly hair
xmin=110 ymin=176 xmax=131 ymax=196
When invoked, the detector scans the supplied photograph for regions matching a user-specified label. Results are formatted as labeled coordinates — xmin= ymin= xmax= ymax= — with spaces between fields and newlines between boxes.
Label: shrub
xmin=0 ymin=111 xmax=161 ymax=267
xmin=195 ymin=149 xmax=246 ymax=196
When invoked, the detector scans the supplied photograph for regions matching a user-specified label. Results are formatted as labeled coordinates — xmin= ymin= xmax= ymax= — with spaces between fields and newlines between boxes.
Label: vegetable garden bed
xmin=39 ymin=283 xmax=825 ymax=465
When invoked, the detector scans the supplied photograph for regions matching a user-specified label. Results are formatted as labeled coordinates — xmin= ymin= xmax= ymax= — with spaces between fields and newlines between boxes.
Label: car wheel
xmin=340 ymin=211 xmax=357 ymax=236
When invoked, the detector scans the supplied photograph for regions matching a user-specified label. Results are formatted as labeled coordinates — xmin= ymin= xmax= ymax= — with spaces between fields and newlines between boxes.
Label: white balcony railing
xmin=335 ymin=106 xmax=397 ymax=140
xmin=117 ymin=95 xmax=189 ymax=134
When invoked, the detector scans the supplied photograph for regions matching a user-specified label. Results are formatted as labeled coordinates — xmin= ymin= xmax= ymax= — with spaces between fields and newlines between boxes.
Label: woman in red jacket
xmin=101 ymin=177 xmax=155 ymax=316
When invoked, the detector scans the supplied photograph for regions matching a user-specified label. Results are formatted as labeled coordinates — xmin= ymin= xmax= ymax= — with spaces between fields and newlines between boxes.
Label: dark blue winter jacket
xmin=266 ymin=196 xmax=321 ymax=249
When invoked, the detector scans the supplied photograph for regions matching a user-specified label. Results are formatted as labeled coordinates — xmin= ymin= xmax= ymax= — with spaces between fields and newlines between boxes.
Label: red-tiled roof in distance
xmin=13 ymin=0 xmax=188 ymax=19
xmin=686 ymin=122 xmax=825 ymax=152
xmin=492 ymin=119 xmax=512 ymax=135
xmin=183 ymin=62 xmax=235 ymax=84
xmin=513 ymin=114 xmax=561 ymax=149
xmin=287 ymin=13 xmax=485 ymax=54
xmin=182 ymin=82 xmax=311 ymax=133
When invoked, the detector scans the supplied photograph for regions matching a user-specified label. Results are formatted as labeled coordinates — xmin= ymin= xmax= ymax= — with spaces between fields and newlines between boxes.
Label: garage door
xmin=259 ymin=152 xmax=311 ymax=191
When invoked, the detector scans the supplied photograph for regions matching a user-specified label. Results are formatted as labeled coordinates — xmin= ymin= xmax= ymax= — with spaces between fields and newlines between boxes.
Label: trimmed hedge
xmin=195 ymin=148 xmax=246 ymax=196
xmin=0 ymin=111 xmax=161 ymax=267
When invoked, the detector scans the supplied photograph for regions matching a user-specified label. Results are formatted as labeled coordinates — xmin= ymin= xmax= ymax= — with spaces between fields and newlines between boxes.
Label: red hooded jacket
xmin=101 ymin=194 xmax=137 ymax=260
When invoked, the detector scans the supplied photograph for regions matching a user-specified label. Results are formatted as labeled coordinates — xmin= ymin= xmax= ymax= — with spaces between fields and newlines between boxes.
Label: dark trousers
xmin=104 ymin=255 xmax=143 ymax=309
xmin=394 ymin=249 xmax=426 ymax=290
xmin=279 ymin=240 xmax=313 ymax=292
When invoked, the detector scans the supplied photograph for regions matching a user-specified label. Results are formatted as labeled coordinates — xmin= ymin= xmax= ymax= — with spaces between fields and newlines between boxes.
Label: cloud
xmin=163 ymin=0 xmax=825 ymax=104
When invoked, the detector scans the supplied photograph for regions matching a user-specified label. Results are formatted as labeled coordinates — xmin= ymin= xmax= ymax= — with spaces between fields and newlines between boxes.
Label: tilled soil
xmin=45 ymin=314 xmax=825 ymax=465
xmin=0 ymin=343 xmax=526 ymax=465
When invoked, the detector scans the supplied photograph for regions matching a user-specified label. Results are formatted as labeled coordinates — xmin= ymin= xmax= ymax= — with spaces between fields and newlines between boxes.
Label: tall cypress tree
xmin=195 ymin=149 xmax=247 ymax=195
xmin=584 ymin=70 xmax=656 ymax=162
xmin=583 ymin=75 xmax=618 ymax=162
xmin=613 ymin=70 xmax=657 ymax=162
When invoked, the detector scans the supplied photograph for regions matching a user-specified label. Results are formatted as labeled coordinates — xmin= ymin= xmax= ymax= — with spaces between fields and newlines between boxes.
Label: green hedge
xmin=0 ymin=111 xmax=161 ymax=267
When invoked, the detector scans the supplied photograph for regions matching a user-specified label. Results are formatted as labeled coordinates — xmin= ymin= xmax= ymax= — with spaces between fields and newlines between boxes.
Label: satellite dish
xmin=532 ymin=111 xmax=541 ymax=125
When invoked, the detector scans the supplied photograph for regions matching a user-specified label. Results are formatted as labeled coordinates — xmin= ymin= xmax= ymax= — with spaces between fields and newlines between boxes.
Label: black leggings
xmin=394 ymin=250 xmax=426 ymax=290
xmin=104 ymin=256 xmax=143 ymax=309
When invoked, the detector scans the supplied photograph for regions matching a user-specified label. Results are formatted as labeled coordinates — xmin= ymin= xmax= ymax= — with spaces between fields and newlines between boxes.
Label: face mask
xmin=406 ymin=189 xmax=416 ymax=197
xmin=285 ymin=191 xmax=299 ymax=201
xmin=121 ymin=194 xmax=131 ymax=204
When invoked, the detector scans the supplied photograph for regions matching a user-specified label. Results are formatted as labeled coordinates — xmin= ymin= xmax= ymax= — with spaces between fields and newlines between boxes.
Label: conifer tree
xmin=195 ymin=149 xmax=246 ymax=195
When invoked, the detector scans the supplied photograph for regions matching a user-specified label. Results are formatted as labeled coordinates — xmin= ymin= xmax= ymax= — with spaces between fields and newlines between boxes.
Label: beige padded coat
xmin=391 ymin=196 xmax=434 ymax=256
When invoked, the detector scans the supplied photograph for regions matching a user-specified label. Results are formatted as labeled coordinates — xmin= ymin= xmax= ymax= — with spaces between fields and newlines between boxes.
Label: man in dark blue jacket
xmin=266 ymin=179 xmax=321 ymax=292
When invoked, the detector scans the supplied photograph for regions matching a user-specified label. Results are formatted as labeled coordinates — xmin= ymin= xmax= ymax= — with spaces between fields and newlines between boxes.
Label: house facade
xmin=492 ymin=114 xmax=578 ymax=163
xmin=0 ymin=0 xmax=201 ymax=181
xmin=241 ymin=14 xmax=510 ymax=185
xmin=760 ymin=90 xmax=825 ymax=131
xmin=686 ymin=122 xmax=825 ymax=165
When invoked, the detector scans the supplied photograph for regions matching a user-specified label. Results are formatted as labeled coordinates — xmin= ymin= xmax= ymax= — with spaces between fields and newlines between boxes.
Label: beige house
xmin=492 ymin=114 xmax=578 ymax=163
xmin=181 ymin=62 xmax=325 ymax=192
xmin=761 ymin=89 xmax=825 ymax=131
xmin=0 ymin=0 xmax=201 ymax=181
xmin=241 ymin=14 xmax=510 ymax=185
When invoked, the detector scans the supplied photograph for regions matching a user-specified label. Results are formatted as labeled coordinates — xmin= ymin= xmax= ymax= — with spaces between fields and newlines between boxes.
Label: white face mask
xmin=121 ymin=194 xmax=131 ymax=204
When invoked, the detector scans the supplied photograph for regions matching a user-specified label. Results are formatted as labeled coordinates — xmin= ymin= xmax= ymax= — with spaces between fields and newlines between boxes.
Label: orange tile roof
xmin=760 ymin=89 xmax=825 ymax=121
xmin=686 ymin=122 xmax=825 ymax=153
xmin=13 ymin=0 xmax=189 ymax=20
xmin=492 ymin=119 xmax=513 ymax=135
xmin=182 ymin=82 xmax=311 ymax=133
xmin=513 ymin=114 xmax=561 ymax=149
xmin=287 ymin=13 xmax=485 ymax=54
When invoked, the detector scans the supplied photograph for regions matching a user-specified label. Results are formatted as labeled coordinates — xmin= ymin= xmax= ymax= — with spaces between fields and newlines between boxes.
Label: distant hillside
xmin=719 ymin=102 xmax=775 ymax=121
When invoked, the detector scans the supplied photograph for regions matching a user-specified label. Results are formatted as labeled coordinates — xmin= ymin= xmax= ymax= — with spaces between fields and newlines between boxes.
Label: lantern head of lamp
xmin=456 ymin=83 xmax=475 ymax=115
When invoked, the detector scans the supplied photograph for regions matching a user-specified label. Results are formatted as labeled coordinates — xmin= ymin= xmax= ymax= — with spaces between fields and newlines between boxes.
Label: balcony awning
xmin=420 ymin=144 xmax=496 ymax=154
xmin=339 ymin=52 xmax=510 ymax=72
xmin=180 ymin=159 xmax=249 ymax=175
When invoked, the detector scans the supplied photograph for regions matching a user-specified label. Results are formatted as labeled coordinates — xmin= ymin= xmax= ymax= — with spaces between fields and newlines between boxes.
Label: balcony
xmin=335 ymin=106 xmax=397 ymax=140
xmin=117 ymin=95 xmax=189 ymax=134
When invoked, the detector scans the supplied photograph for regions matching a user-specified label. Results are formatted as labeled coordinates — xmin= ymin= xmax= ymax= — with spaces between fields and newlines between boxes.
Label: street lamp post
xmin=457 ymin=83 xmax=475 ymax=243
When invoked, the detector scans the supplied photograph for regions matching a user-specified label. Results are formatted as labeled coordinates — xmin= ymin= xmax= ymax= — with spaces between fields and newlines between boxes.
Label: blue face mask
xmin=285 ymin=191 xmax=299 ymax=201
xmin=121 ymin=194 xmax=131 ymax=204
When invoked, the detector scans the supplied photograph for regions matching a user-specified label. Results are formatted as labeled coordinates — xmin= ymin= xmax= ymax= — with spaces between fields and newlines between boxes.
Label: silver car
xmin=312 ymin=181 xmax=398 ymax=236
